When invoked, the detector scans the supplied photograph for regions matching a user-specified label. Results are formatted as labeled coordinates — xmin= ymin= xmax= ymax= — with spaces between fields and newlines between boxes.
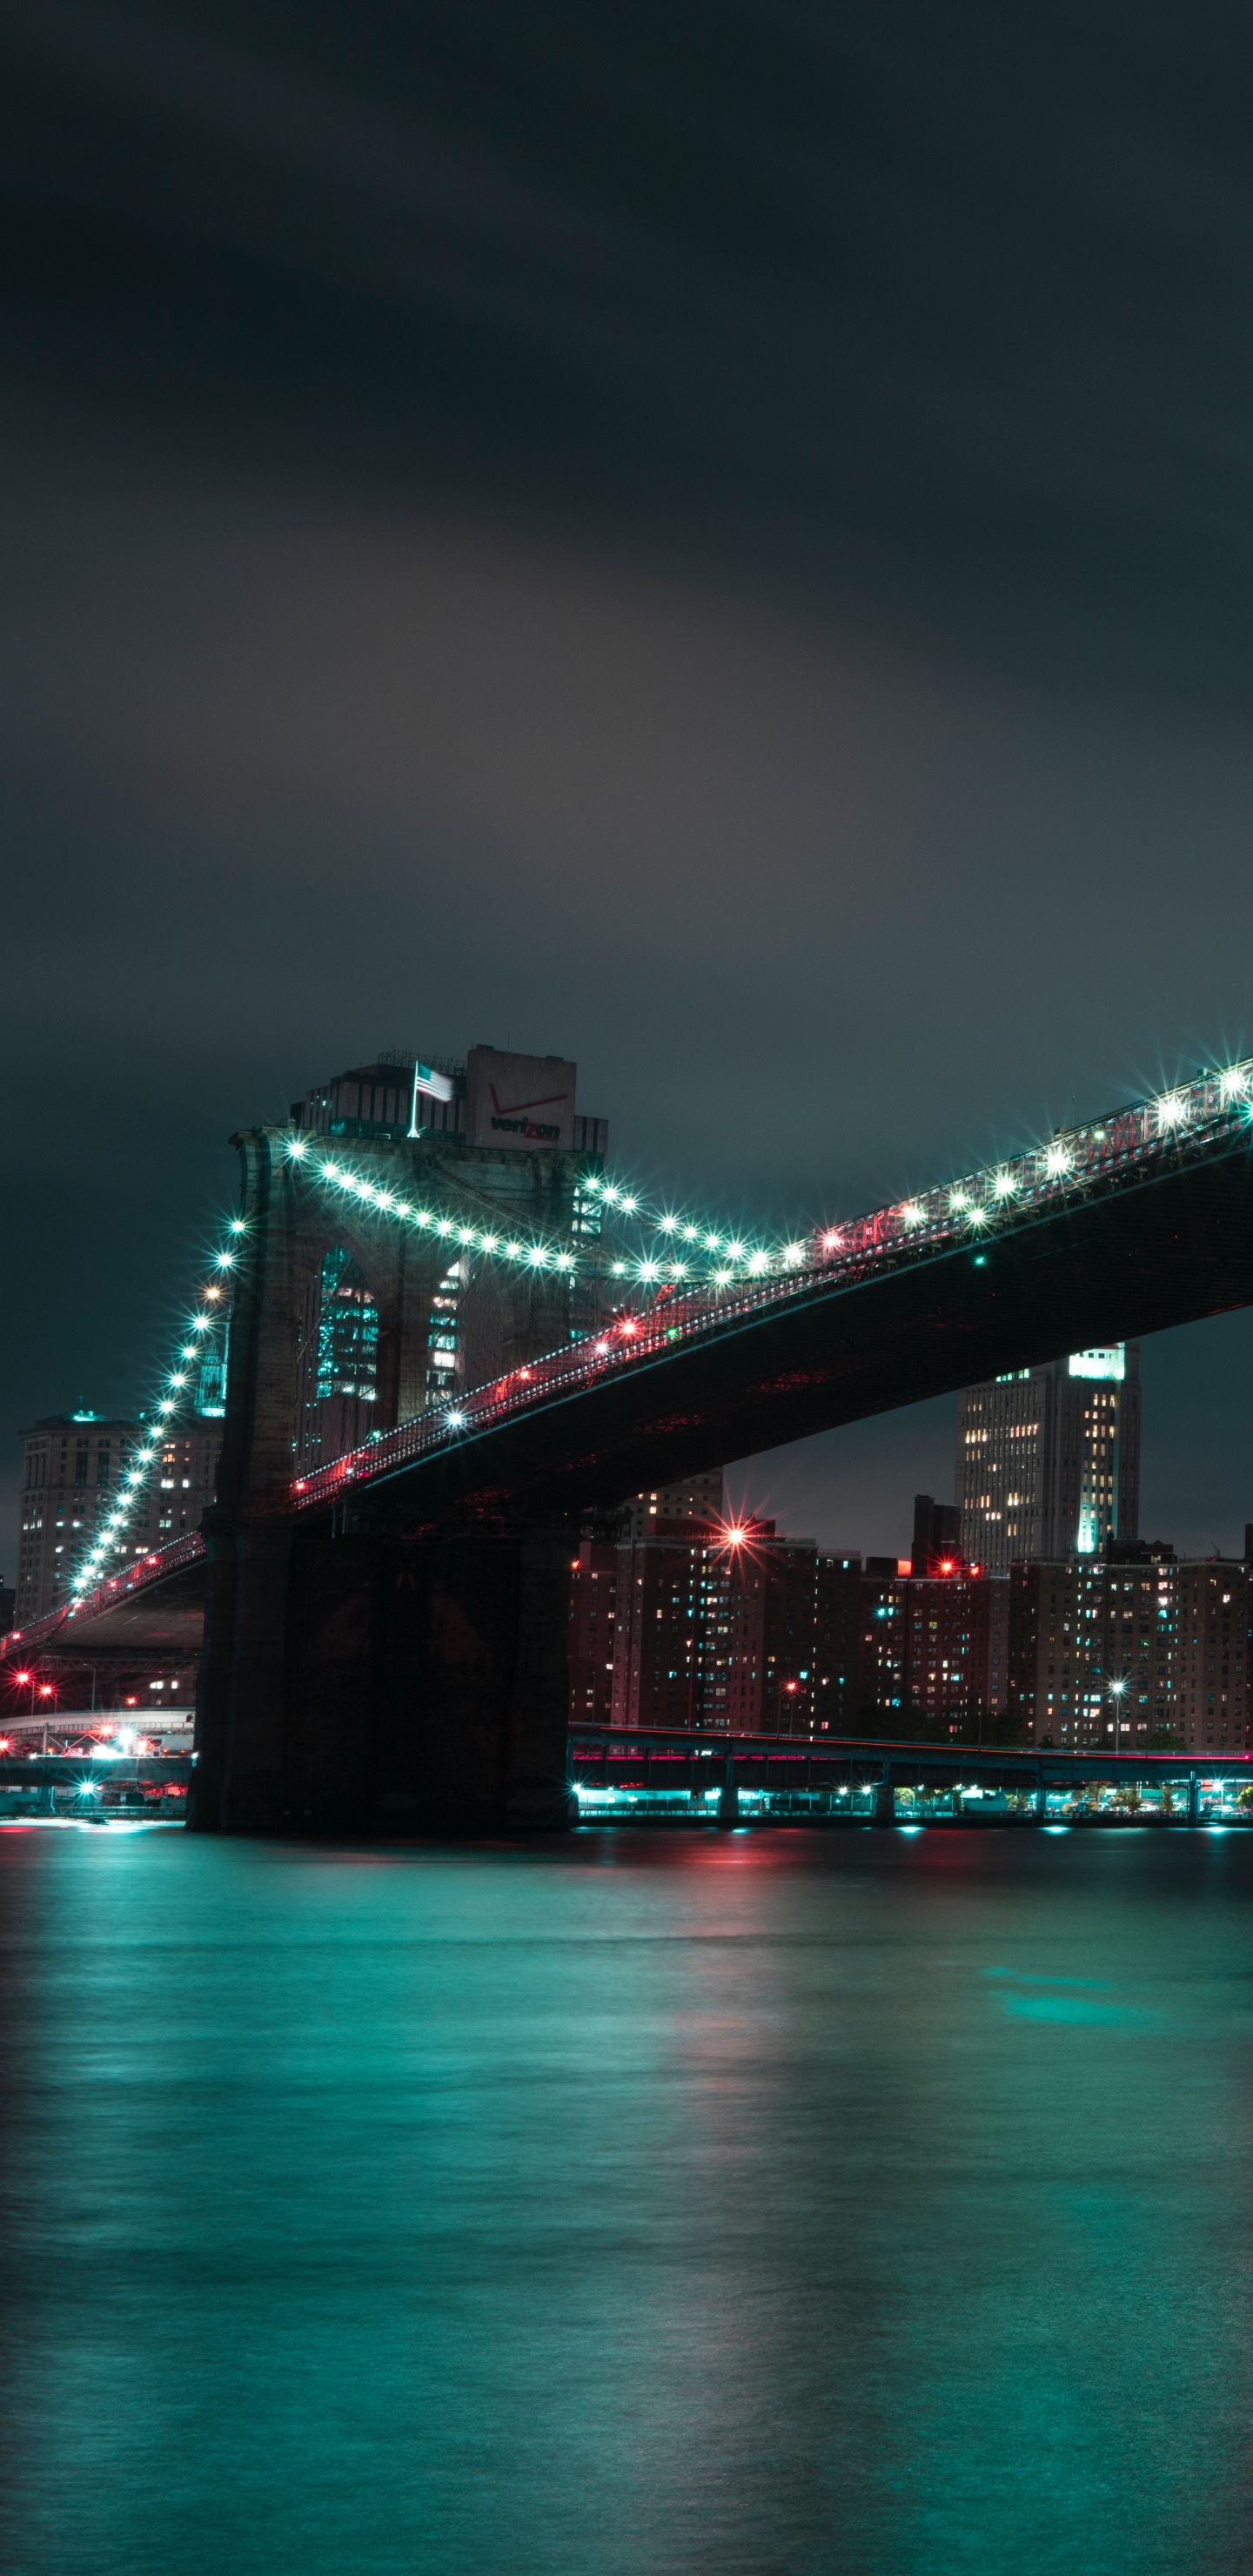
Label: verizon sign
xmin=466 ymin=1047 xmax=576 ymax=1150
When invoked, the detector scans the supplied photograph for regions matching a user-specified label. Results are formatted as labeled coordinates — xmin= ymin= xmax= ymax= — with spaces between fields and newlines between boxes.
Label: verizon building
xmin=956 ymin=1346 xmax=1142 ymax=1575
xmin=297 ymin=1045 xmax=608 ymax=1159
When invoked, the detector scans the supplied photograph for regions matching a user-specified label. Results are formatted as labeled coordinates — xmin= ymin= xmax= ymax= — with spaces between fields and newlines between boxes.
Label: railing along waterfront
xmin=569 ymin=1733 xmax=1253 ymax=1827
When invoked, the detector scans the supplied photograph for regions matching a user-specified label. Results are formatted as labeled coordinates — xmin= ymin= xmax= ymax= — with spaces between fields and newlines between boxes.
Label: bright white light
xmin=1219 ymin=1066 xmax=1248 ymax=1103
xmin=479 ymin=1232 xmax=499 ymax=1252
xmin=747 ymin=1250 xmax=770 ymax=1274
xmin=713 ymin=1269 xmax=733 ymax=1285
xmin=553 ymin=1252 xmax=574 ymax=1271
xmin=619 ymin=1195 xmax=639 ymax=1214
xmin=412 ymin=1208 xmax=433 ymax=1229
xmin=992 ymin=1170 xmax=1016 ymax=1197
xmin=181 ymin=1345 xmax=198 ymax=1361
xmin=967 ymin=1207 xmax=988 ymax=1228
xmin=169 ymin=1373 xmax=187 ymax=1389
xmin=949 ymin=1191 xmax=970 ymax=1212
xmin=638 ymin=1259 xmax=661 ymax=1281
xmin=286 ymin=1137 xmax=309 ymax=1160
xmin=215 ymin=1251 xmax=235 ymax=1269
xmin=506 ymin=1240 xmax=524 ymax=1258
xmin=727 ymin=1240 xmax=747 ymax=1259
xmin=669 ymin=1261 xmax=688 ymax=1279
xmin=527 ymin=1246 xmax=549 ymax=1268
xmin=704 ymin=1233 xmax=721 ymax=1252
xmin=435 ymin=1218 xmax=453 ymax=1237
xmin=445 ymin=1409 xmax=466 ymax=1431
xmin=781 ymin=1242 xmax=806 ymax=1267
xmin=899 ymin=1204 xmax=922 ymax=1228
xmin=1045 ymin=1144 xmax=1071 ymax=1176
xmin=191 ymin=1316 xmax=211 ymax=1334
xmin=659 ymin=1215 xmax=679 ymax=1233
xmin=681 ymin=1224 xmax=700 ymax=1242
xmin=230 ymin=1218 xmax=247 ymax=1235
xmin=601 ymin=1185 xmax=621 ymax=1206
xmin=1156 ymin=1091 xmax=1188 ymax=1130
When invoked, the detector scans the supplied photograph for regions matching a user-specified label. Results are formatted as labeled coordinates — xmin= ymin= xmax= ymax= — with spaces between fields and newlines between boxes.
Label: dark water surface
xmin=3 ymin=1826 xmax=1253 ymax=2576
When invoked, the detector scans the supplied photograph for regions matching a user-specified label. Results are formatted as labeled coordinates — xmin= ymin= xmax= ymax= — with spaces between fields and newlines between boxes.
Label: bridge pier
xmin=192 ymin=1513 xmax=575 ymax=1837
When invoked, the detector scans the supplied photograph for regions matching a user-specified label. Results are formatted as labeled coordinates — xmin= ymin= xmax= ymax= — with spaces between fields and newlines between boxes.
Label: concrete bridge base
xmin=191 ymin=1512 xmax=575 ymax=1837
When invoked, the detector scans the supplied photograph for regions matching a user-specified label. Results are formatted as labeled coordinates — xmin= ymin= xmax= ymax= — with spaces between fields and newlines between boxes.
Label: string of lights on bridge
xmin=69 ymin=1230 xmax=244 ymax=1603
xmin=285 ymin=1131 xmax=812 ymax=1285
xmin=287 ymin=1057 xmax=1253 ymax=1298
xmin=64 ymin=1052 xmax=1253 ymax=1599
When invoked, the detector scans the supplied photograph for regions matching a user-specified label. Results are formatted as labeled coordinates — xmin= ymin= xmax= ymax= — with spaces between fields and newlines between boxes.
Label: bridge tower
xmin=191 ymin=1048 xmax=608 ymax=1835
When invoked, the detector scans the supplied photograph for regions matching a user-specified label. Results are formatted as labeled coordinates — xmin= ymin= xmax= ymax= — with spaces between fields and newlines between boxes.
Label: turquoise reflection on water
xmin=2 ymin=1827 xmax=1252 ymax=2575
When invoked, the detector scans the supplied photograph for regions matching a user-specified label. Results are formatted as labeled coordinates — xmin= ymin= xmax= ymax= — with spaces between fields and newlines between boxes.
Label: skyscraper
xmin=955 ymin=1346 xmax=1141 ymax=1575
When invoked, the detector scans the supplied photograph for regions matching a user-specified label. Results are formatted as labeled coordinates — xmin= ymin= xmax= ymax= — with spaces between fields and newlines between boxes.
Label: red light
xmin=940 ymin=1559 xmax=955 ymax=1575
xmin=37 ymin=1685 xmax=54 ymax=1700
xmin=13 ymin=1669 xmax=31 ymax=1686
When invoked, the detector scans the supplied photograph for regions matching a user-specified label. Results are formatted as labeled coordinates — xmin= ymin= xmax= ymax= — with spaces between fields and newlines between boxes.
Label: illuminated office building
xmin=956 ymin=1346 xmax=1141 ymax=1574
xmin=15 ymin=1409 xmax=224 ymax=1622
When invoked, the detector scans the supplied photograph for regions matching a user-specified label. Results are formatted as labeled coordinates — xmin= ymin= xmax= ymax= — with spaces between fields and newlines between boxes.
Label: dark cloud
xmin=3 ymin=1 xmax=1253 ymax=1560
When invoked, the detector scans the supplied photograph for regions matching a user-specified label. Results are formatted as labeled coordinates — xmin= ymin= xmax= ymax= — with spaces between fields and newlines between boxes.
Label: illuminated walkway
xmin=570 ymin=1729 xmax=1253 ymax=1826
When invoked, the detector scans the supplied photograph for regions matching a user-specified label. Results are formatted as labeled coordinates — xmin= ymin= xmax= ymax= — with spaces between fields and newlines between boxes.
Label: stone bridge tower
xmin=191 ymin=1047 xmax=608 ymax=1837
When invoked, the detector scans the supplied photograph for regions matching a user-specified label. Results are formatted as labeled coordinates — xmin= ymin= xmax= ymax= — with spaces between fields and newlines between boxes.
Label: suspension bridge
xmin=7 ymin=1053 xmax=1253 ymax=1833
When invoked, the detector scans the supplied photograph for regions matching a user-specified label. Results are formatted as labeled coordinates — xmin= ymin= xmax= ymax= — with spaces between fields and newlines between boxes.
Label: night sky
xmin=6 ymin=1 xmax=1253 ymax=1563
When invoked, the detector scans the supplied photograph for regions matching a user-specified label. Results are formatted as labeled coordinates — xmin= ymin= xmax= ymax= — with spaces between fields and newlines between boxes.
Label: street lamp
xmin=1109 ymin=1676 xmax=1128 ymax=1761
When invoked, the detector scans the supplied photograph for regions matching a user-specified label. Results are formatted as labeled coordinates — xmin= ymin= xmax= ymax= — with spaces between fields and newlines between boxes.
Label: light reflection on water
xmin=2 ymin=1826 xmax=1251 ymax=2576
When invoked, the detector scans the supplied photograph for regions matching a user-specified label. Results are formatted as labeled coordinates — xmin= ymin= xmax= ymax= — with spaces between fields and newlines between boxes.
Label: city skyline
xmin=7 ymin=7 xmax=1253 ymax=1591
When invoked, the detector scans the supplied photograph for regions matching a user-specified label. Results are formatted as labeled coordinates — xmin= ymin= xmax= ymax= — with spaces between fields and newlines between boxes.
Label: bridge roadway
xmin=285 ymin=1061 xmax=1253 ymax=1531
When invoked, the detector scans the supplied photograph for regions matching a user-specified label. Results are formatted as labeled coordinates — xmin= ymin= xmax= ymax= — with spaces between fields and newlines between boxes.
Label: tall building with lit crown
xmin=956 ymin=1345 xmax=1141 ymax=1575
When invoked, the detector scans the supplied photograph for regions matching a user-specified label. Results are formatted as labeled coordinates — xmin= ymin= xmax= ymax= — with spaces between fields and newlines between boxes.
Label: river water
xmin=3 ymin=1824 xmax=1252 ymax=2576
